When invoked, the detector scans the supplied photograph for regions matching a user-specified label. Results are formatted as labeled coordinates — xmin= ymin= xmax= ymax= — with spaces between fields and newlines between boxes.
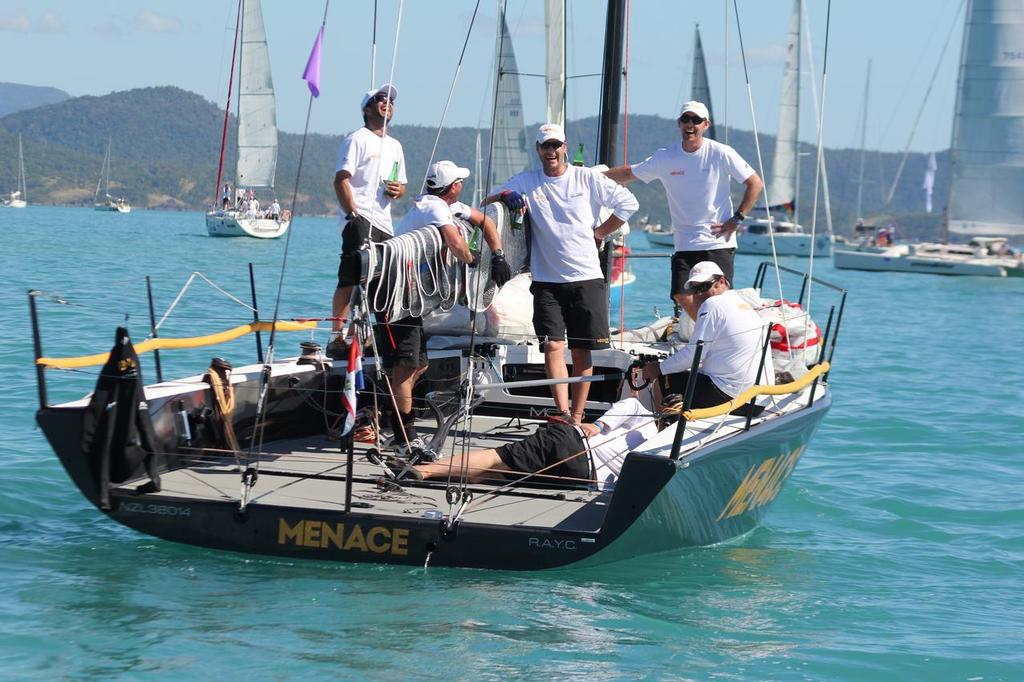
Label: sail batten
xmin=949 ymin=0 xmax=1024 ymax=236
xmin=236 ymin=0 xmax=278 ymax=190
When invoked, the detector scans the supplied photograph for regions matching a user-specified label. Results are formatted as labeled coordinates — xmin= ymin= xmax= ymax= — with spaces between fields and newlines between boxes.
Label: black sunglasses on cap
xmin=679 ymin=113 xmax=705 ymax=124
xmin=689 ymin=276 xmax=721 ymax=294
xmin=539 ymin=140 xmax=564 ymax=150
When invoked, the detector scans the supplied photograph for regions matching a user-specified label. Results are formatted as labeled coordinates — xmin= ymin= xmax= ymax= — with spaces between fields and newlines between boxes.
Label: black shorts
xmin=337 ymin=217 xmax=392 ymax=288
xmin=496 ymin=422 xmax=591 ymax=482
xmin=663 ymin=370 xmax=762 ymax=417
xmin=530 ymin=279 xmax=610 ymax=350
xmin=375 ymin=315 xmax=427 ymax=369
xmin=670 ymin=248 xmax=736 ymax=298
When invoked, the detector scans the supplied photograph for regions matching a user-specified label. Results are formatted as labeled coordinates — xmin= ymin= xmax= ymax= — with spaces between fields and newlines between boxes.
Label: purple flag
xmin=302 ymin=27 xmax=323 ymax=97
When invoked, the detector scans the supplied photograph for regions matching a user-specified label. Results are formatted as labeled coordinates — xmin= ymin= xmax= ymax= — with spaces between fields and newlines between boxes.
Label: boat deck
xmin=128 ymin=414 xmax=611 ymax=532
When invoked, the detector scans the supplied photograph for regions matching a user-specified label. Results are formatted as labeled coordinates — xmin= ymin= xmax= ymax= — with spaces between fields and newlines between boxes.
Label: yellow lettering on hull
xmin=717 ymin=446 xmax=806 ymax=521
xmin=277 ymin=519 xmax=409 ymax=556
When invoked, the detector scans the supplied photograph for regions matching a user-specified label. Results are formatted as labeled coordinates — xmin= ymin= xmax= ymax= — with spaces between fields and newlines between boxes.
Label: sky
xmin=0 ymin=0 xmax=967 ymax=156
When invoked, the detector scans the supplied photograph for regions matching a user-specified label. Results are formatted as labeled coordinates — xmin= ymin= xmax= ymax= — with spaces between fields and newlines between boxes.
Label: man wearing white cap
xmin=641 ymin=261 xmax=771 ymax=412
xmin=328 ymin=83 xmax=407 ymax=359
xmin=486 ymin=123 xmax=639 ymax=424
xmin=382 ymin=160 xmax=511 ymax=457
xmin=605 ymin=101 xmax=763 ymax=319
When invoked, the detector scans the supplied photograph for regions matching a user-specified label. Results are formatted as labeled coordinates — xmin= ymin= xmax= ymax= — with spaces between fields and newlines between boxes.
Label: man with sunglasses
xmin=328 ymin=84 xmax=407 ymax=360
xmin=485 ymin=123 xmax=638 ymax=424
xmin=641 ymin=261 xmax=772 ymax=413
xmin=605 ymin=101 xmax=762 ymax=320
xmin=385 ymin=160 xmax=510 ymax=458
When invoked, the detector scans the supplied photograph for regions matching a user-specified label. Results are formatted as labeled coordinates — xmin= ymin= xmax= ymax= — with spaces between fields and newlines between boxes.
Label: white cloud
xmin=0 ymin=10 xmax=65 ymax=33
xmin=135 ymin=10 xmax=181 ymax=34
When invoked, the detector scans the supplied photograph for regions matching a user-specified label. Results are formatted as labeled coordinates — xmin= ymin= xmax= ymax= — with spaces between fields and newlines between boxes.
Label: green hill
xmin=0 ymin=86 xmax=948 ymax=239
xmin=0 ymin=82 xmax=69 ymax=118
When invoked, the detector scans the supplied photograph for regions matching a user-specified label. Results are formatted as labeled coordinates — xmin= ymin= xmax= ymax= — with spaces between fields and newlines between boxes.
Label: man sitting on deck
xmin=393 ymin=396 xmax=667 ymax=490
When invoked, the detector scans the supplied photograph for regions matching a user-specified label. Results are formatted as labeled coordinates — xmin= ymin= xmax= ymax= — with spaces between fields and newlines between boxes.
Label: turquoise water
xmin=1 ymin=206 xmax=1021 ymax=679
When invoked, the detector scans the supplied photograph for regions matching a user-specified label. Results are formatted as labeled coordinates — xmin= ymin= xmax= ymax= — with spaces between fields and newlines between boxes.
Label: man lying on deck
xmin=392 ymin=396 xmax=673 ymax=490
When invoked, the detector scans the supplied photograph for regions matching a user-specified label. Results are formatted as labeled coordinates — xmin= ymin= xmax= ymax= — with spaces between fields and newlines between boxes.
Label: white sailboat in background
xmin=2 ymin=134 xmax=27 ymax=208
xmin=206 ymin=0 xmax=289 ymax=239
xmin=93 ymin=138 xmax=131 ymax=213
xmin=486 ymin=12 xmax=531 ymax=192
xmin=740 ymin=0 xmax=831 ymax=258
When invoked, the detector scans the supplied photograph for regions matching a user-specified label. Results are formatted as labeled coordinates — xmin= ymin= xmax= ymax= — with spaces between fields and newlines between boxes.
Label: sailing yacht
xmin=93 ymin=138 xmax=131 ymax=213
xmin=2 ymin=134 xmax=27 ymax=208
xmin=739 ymin=0 xmax=832 ymax=258
xmin=206 ymin=0 xmax=289 ymax=239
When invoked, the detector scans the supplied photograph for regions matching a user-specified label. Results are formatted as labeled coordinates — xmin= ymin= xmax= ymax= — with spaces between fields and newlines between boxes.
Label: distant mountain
xmin=0 ymin=86 xmax=949 ymax=239
xmin=0 ymin=82 xmax=70 ymax=118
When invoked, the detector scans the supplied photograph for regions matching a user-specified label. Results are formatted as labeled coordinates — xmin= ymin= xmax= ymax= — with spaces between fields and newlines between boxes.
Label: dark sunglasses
xmin=373 ymin=93 xmax=394 ymax=104
xmin=679 ymin=114 xmax=705 ymax=124
xmin=539 ymin=140 xmax=564 ymax=150
xmin=689 ymin=276 xmax=720 ymax=294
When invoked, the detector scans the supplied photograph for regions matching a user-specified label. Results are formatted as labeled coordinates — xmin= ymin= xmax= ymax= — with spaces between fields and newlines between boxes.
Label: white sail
xmin=489 ymin=14 xmax=530 ymax=190
xmin=690 ymin=26 xmax=716 ymax=140
xmin=545 ymin=0 xmax=566 ymax=128
xmin=949 ymin=0 xmax=1024 ymax=236
xmin=236 ymin=0 xmax=278 ymax=190
xmin=924 ymin=152 xmax=937 ymax=213
xmin=769 ymin=0 xmax=801 ymax=216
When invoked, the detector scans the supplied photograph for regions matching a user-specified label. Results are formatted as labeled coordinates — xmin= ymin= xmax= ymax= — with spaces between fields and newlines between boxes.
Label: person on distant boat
xmin=249 ymin=196 xmax=260 ymax=218
xmin=328 ymin=83 xmax=407 ymax=360
xmin=384 ymin=160 xmax=511 ymax=457
xmin=235 ymin=187 xmax=246 ymax=209
xmin=396 ymin=396 xmax=668 ymax=489
xmin=222 ymin=184 xmax=231 ymax=209
xmin=269 ymin=199 xmax=281 ymax=221
xmin=604 ymin=101 xmax=763 ymax=320
xmin=641 ymin=261 xmax=772 ymax=415
xmin=485 ymin=123 xmax=639 ymax=425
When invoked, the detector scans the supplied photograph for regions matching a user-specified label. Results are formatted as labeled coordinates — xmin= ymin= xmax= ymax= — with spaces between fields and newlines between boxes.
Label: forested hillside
xmin=0 ymin=86 xmax=947 ymax=239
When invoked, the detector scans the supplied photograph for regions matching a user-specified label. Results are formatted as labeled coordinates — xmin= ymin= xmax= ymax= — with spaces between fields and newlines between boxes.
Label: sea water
xmin=0 ymin=206 xmax=1021 ymax=680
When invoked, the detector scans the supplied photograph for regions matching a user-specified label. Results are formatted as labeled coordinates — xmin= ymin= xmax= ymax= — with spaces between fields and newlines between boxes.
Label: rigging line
xmin=884 ymin=0 xmax=965 ymax=206
xmin=244 ymin=0 xmax=331 ymax=492
xmin=801 ymin=0 xmax=833 ymax=237
xmin=420 ymin=0 xmax=484 ymax=195
xmin=616 ymin=0 xmax=632 ymax=345
xmin=805 ymin=0 xmax=832 ymax=325
xmin=370 ymin=0 xmax=378 ymax=88
xmin=155 ymin=271 xmax=256 ymax=331
xmin=729 ymin=0 xmax=787 ymax=310
xmin=367 ymin=0 xmax=405 ymax=234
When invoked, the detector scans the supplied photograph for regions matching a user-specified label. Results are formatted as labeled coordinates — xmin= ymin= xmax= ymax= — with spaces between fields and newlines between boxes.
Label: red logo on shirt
xmin=670 ymin=170 xmax=685 ymax=176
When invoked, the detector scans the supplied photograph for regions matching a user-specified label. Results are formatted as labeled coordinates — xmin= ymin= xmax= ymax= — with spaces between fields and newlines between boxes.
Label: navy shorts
xmin=670 ymin=248 xmax=736 ymax=298
xmin=375 ymin=315 xmax=428 ymax=369
xmin=337 ymin=217 xmax=391 ymax=287
xmin=496 ymin=422 xmax=591 ymax=482
xmin=530 ymin=279 xmax=610 ymax=350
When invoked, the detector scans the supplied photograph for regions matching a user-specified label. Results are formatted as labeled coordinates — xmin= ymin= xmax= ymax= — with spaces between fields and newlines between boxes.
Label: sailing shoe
xmin=393 ymin=437 xmax=427 ymax=460
xmin=325 ymin=336 xmax=349 ymax=360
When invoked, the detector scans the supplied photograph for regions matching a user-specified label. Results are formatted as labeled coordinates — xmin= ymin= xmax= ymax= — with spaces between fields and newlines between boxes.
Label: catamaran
xmin=2 ymin=134 xmax=27 ymax=208
xmin=93 ymin=138 xmax=131 ymax=213
xmin=205 ymin=0 xmax=289 ymax=239
xmin=31 ymin=2 xmax=842 ymax=570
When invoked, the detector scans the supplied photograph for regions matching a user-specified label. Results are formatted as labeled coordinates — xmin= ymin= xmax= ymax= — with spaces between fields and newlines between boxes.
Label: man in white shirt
xmin=641 ymin=261 xmax=772 ymax=414
xmin=328 ymin=84 xmax=407 ymax=359
xmin=486 ymin=123 xmax=639 ymax=424
xmin=605 ymin=101 xmax=763 ymax=319
xmin=385 ymin=160 xmax=511 ymax=457
xmin=268 ymin=199 xmax=281 ymax=220
xmin=397 ymin=397 xmax=664 ymax=489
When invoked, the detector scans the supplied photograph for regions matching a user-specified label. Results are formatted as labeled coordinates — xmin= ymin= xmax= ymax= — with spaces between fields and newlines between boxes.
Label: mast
xmin=213 ymin=0 xmax=243 ymax=207
xmin=855 ymin=60 xmax=870 ymax=221
xmin=545 ymin=0 xmax=566 ymax=128
xmin=597 ymin=0 xmax=626 ymax=167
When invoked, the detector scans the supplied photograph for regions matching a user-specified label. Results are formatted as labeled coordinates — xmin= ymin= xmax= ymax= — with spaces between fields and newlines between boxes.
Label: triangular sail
xmin=545 ymin=0 xmax=566 ymax=128
xmin=690 ymin=26 xmax=716 ymax=141
xmin=769 ymin=0 xmax=801 ymax=217
xmin=236 ymin=0 xmax=278 ymax=190
xmin=949 ymin=0 xmax=1024 ymax=236
xmin=489 ymin=14 xmax=530 ymax=190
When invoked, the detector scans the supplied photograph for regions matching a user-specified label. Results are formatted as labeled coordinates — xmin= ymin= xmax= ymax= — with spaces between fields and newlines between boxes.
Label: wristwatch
xmin=732 ymin=210 xmax=745 ymax=222
xmin=493 ymin=249 xmax=505 ymax=258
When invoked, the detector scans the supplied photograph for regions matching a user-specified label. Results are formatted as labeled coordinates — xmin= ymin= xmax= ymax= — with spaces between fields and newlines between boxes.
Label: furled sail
xmin=690 ymin=26 xmax=716 ymax=141
xmin=949 ymin=0 xmax=1024 ymax=236
xmin=545 ymin=0 xmax=566 ymax=128
xmin=489 ymin=14 xmax=530 ymax=190
xmin=236 ymin=0 xmax=278 ymax=190
xmin=768 ymin=0 xmax=801 ymax=217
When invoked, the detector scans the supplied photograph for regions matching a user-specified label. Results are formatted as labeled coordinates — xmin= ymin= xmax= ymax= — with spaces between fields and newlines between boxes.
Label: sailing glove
xmin=499 ymin=190 xmax=525 ymax=211
xmin=491 ymin=253 xmax=512 ymax=286
xmin=467 ymin=253 xmax=479 ymax=268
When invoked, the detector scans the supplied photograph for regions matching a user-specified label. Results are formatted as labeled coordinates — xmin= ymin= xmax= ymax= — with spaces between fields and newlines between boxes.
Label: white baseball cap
xmin=425 ymin=160 xmax=470 ymax=189
xmin=536 ymin=123 xmax=566 ymax=145
xmin=360 ymin=83 xmax=398 ymax=109
xmin=679 ymin=100 xmax=710 ymax=121
xmin=684 ymin=261 xmax=725 ymax=291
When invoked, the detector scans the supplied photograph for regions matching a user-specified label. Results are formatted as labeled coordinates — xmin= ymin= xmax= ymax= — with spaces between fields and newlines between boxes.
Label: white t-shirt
xmin=395 ymin=194 xmax=471 ymax=235
xmin=501 ymin=165 xmax=638 ymax=283
xmin=585 ymin=397 xmax=663 ymax=491
xmin=631 ymin=139 xmax=754 ymax=251
xmin=335 ymin=126 xmax=408 ymax=235
xmin=660 ymin=289 xmax=773 ymax=398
